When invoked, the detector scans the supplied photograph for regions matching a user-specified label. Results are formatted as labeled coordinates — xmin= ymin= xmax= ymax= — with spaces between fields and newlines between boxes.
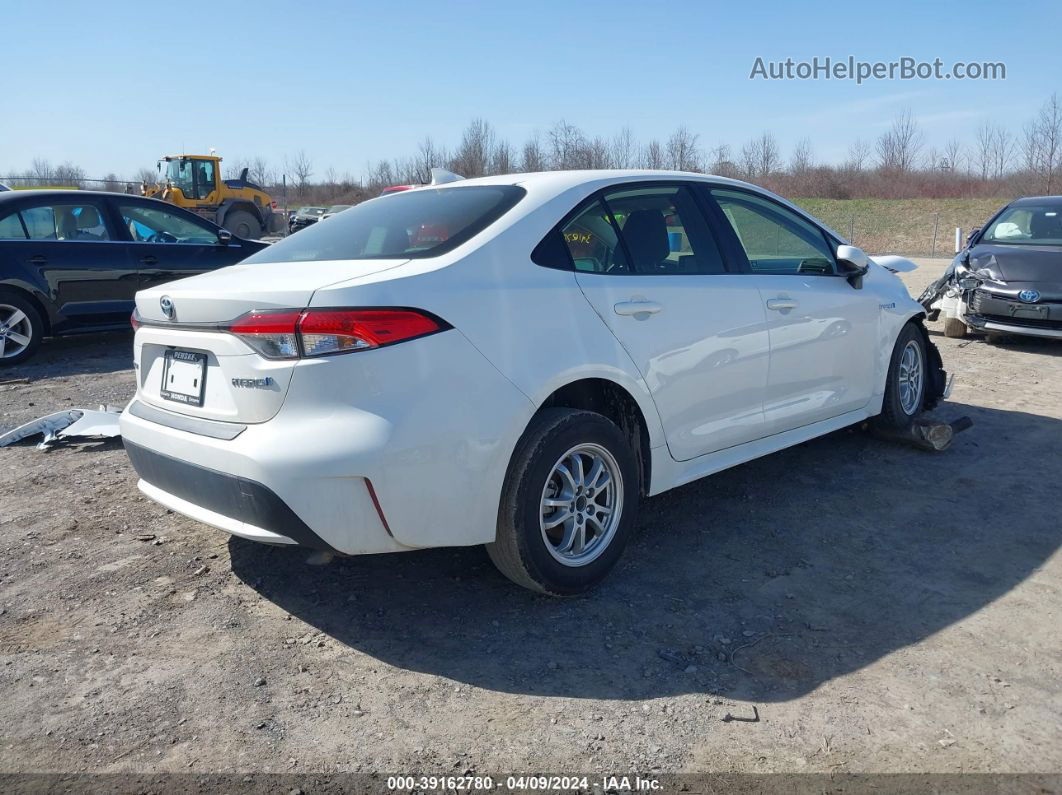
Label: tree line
xmin=5 ymin=92 xmax=1060 ymax=205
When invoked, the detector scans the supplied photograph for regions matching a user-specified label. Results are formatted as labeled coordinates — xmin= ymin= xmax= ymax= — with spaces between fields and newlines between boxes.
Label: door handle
xmin=140 ymin=256 xmax=159 ymax=266
xmin=766 ymin=298 xmax=798 ymax=311
xmin=614 ymin=300 xmax=662 ymax=316
xmin=29 ymin=255 xmax=47 ymax=265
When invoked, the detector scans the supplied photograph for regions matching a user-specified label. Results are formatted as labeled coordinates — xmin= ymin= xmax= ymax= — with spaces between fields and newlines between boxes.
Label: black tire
xmin=487 ymin=408 xmax=640 ymax=595
xmin=223 ymin=210 xmax=262 ymax=239
xmin=943 ymin=317 xmax=967 ymax=338
xmin=0 ymin=289 xmax=44 ymax=366
xmin=873 ymin=322 xmax=927 ymax=431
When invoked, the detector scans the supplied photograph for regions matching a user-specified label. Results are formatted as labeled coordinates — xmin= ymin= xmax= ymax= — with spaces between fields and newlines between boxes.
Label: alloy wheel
xmin=539 ymin=443 xmax=624 ymax=567
xmin=0 ymin=304 xmax=33 ymax=360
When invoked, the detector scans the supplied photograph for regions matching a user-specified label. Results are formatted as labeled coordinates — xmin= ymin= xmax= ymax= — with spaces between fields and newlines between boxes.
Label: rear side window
xmin=0 ymin=213 xmax=26 ymax=239
xmin=248 ymin=185 xmax=525 ymax=263
xmin=603 ymin=185 xmax=725 ymax=275
xmin=19 ymin=204 xmax=112 ymax=241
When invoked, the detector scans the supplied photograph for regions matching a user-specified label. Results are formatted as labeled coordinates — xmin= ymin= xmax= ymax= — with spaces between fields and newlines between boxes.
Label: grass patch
xmin=791 ymin=198 xmax=1006 ymax=256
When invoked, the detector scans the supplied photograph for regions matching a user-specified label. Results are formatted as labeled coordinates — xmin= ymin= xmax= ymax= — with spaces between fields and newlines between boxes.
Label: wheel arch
xmin=0 ymin=281 xmax=54 ymax=335
xmin=535 ymin=377 xmax=654 ymax=497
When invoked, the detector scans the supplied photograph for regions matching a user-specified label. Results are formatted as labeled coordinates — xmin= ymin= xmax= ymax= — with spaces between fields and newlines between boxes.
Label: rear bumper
xmin=125 ymin=440 xmax=337 ymax=552
xmin=120 ymin=329 xmax=536 ymax=555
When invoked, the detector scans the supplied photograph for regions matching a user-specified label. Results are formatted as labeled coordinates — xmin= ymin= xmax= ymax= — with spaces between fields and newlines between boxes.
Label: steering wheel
xmin=147 ymin=231 xmax=178 ymax=244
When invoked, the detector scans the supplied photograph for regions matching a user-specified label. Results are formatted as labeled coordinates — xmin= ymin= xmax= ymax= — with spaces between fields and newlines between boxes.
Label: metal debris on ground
xmin=0 ymin=405 xmax=123 ymax=450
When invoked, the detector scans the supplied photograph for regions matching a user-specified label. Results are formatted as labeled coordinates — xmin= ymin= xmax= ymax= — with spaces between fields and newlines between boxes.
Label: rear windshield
xmin=250 ymin=185 xmax=526 ymax=262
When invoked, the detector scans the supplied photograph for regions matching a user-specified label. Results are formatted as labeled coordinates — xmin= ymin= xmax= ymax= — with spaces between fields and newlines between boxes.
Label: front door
xmin=708 ymin=188 xmax=878 ymax=435
xmin=114 ymin=200 xmax=240 ymax=292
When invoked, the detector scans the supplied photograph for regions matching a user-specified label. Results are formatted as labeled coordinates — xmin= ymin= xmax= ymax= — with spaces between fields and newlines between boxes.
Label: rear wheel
xmin=943 ymin=317 xmax=967 ymax=338
xmin=223 ymin=210 xmax=262 ymax=239
xmin=873 ymin=323 xmax=927 ymax=431
xmin=487 ymin=408 xmax=639 ymax=595
xmin=0 ymin=290 xmax=44 ymax=366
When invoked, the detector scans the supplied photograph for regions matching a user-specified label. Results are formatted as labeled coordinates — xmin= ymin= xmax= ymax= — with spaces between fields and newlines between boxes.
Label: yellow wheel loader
xmin=142 ymin=154 xmax=286 ymax=239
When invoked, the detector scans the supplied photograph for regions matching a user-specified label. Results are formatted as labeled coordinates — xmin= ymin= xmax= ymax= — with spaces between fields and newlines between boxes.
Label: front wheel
xmin=487 ymin=408 xmax=639 ymax=595
xmin=943 ymin=317 xmax=967 ymax=338
xmin=873 ymin=322 xmax=927 ymax=431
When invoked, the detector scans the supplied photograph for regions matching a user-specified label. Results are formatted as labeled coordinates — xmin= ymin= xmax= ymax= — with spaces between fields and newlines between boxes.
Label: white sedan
xmin=120 ymin=170 xmax=946 ymax=594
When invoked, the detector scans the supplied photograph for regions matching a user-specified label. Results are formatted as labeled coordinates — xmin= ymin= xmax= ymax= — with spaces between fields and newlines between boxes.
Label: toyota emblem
xmin=160 ymin=295 xmax=175 ymax=319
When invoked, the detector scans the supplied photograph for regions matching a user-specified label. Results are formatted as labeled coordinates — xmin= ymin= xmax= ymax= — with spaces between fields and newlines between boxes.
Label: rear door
xmin=706 ymin=188 xmax=878 ymax=435
xmin=113 ymin=199 xmax=245 ymax=292
xmin=10 ymin=198 xmax=136 ymax=326
xmin=556 ymin=183 xmax=769 ymax=461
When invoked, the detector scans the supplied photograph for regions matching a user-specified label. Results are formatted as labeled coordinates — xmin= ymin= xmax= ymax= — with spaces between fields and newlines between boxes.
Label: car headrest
xmin=76 ymin=206 xmax=103 ymax=229
xmin=621 ymin=210 xmax=669 ymax=269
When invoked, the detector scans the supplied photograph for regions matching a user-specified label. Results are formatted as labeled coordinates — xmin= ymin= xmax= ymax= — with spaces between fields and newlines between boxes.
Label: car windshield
xmin=982 ymin=203 xmax=1062 ymax=245
xmin=248 ymin=185 xmax=525 ymax=262
xmin=325 ymin=205 xmax=351 ymax=213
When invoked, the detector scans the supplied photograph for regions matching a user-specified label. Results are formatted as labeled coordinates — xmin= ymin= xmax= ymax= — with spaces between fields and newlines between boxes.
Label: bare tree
xmin=548 ymin=120 xmax=589 ymax=170
xmin=1031 ymin=93 xmax=1062 ymax=192
xmin=286 ymin=150 xmax=313 ymax=193
xmin=789 ymin=137 xmax=814 ymax=174
xmin=974 ymin=122 xmax=995 ymax=180
xmin=876 ymin=109 xmax=923 ymax=173
xmin=990 ymin=126 xmax=1012 ymax=178
xmin=943 ymin=138 xmax=964 ymax=173
xmin=520 ymin=132 xmax=547 ymax=172
xmin=415 ymin=137 xmax=446 ymax=183
xmin=52 ymin=162 xmax=86 ymax=188
xmin=665 ymin=126 xmax=701 ymax=171
xmin=491 ymin=138 xmax=516 ymax=175
xmin=609 ymin=127 xmax=637 ymax=169
xmin=587 ymin=136 xmax=612 ymax=169
xmin=642 ymin=139 xmax=665 ymax=169
xmin=846 ymin=138 xmax=871 ymax=172
xmin=101 ymin=172 xmax=124 ymax=192
xmin=707 ymin=143 xmax=738 ymax=178
xmin=250 ymin=156 xmax=274 ymax=187
xmin=135 ymin=167 xmax=157 ymax=187
xmin=740 ymin=131 xmax=780 ymax=178
xmin=450 ymin=118 xmax=495 ymax=177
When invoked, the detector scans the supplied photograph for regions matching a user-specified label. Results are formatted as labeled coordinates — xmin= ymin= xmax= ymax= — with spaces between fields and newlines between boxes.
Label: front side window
xmin=248 ymin=185 xmax=525 ymax=263
xmin=119 ymin=204 xmax=219 ymax=244
xmin=711 ymin=189 xmax=834 ymax=274
xmin=982 ymin=203 xmax=1062 ymax=245
xmin=19 ymin=204 xmax=111 ymax=241
xmin=603 ymin=185 xmax=725 ymax=275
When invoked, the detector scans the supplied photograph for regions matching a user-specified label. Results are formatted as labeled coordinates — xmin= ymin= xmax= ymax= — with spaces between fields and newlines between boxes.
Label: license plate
xmin=160 ymin=350 xmax=207 ymax=407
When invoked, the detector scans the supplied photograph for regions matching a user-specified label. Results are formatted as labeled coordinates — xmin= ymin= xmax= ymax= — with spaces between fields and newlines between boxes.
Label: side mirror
xmin=836 ymin=244 xmax=869 ymax=288
xmin=967 ymin=227 xmax=981 ymax=245
xmin=217 ymin=229 xmax=233 ymax=246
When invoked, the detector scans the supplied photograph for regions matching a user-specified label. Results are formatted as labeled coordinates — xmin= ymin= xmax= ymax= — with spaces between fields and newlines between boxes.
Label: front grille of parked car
xmin=980 ymin=313 xmax=1062 ymax=330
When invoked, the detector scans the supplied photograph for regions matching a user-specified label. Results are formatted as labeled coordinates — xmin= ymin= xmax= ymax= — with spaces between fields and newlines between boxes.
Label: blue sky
xmin=3 ymin=0 xmax=1059 ymax=180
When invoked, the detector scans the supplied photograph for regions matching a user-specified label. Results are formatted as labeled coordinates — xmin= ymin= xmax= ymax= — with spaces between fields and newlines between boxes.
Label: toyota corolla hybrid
xmin=120 ymin=170 xmax=946 ymax=594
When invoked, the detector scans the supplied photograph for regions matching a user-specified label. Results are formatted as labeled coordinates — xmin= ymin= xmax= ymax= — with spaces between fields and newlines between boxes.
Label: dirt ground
xmin=1 ymin=259 xmax=1060 ymax=784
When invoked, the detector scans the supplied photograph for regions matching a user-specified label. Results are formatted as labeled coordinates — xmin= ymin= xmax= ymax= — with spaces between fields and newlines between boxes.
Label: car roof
xmin=0 ymin=189 xmax=154 ymax=203
xmin=412 ymin=169 xmax=846 ymax=242
xmin=1009 ymin=195 xmax=1062 ymax=207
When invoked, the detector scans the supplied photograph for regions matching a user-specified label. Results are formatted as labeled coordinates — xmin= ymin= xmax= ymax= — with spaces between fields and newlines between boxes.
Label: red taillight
xmin=224 ymin=308 xmax=445 ymax=359
xmin=226 ymin=309 xmax=302 ymax=359
xmin=130 ymin=310 xmax=141 ymax=330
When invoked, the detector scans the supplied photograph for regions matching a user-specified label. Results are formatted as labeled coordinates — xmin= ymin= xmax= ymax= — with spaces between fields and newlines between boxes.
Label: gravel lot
xmin=1 ymin=260 xmax=1060 ymax=782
